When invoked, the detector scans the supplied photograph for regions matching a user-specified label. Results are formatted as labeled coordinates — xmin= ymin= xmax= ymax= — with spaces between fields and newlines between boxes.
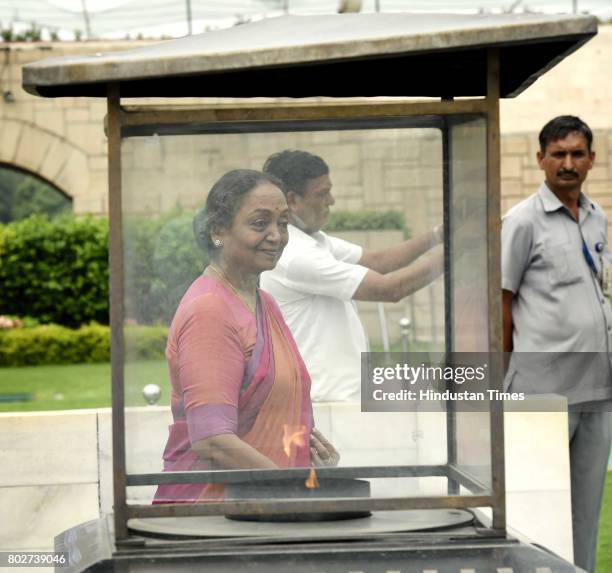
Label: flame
xmin=305 ymin=468 xmax=319 ymax=489
xmin=282 ymin=425 xmax=307 ymax=458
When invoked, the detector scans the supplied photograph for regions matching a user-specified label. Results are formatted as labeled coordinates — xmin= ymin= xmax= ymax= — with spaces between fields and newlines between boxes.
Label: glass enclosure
xmin=119 ymin=112 xmax=495 ymax=518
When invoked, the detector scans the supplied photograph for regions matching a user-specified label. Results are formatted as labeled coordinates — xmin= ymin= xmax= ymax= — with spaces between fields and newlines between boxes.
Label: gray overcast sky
xmin=1 ymin=0 xmax=610 ymax=40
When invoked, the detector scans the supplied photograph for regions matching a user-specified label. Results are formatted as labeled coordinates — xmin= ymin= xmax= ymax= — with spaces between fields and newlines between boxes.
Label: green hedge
xmin=125 ymin=324 xmax=168 ymax=361
xmin=0 ymin=215 xmax=108 ymax=327
xmin=0 ymin=212 xmax=208 ymax=327
xmin=0 ymin=323 xmax=168 ymax=367
xmin=0 ymin=323 xmax=109 ymax=366
xmin=325 ymin=210 xmax=406 ymax=232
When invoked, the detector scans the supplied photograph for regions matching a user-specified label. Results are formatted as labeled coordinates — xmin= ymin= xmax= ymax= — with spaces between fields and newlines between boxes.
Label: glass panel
xmin=450 ymin=116 xmax=492 ymax=490
xmin=119 ymin=116 xmax=492 ymax=514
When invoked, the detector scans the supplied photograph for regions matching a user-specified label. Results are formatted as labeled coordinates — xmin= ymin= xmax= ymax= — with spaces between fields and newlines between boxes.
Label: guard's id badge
xmin=602 ymin=255 xmax=612 ymax=301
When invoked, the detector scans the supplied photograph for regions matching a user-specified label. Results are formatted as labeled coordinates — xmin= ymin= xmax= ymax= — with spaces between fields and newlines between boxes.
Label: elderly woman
xmin=154 ymin=169 xmax=337 ymax=504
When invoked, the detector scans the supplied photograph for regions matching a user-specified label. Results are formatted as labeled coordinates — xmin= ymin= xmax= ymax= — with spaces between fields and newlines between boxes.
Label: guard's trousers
xmin=568 ymin=403 xmax=611 ymax=573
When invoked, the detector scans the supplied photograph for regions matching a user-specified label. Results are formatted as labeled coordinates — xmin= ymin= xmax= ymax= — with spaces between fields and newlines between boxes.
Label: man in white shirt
xmin=260 ymin=149 xmax=443 ymax=402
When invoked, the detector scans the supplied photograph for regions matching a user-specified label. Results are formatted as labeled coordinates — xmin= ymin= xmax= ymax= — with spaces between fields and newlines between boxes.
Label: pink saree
xmin=154 ymin=275 xmax=312 ymax=504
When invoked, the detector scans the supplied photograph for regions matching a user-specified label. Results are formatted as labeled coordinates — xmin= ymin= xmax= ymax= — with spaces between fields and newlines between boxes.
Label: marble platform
xmin=0 ymin=397 xmax=574 ymax=564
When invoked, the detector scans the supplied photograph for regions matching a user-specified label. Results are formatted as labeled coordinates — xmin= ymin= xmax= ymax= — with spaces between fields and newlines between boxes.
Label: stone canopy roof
xmin=22 ymin=12 xmax=596 ymax=99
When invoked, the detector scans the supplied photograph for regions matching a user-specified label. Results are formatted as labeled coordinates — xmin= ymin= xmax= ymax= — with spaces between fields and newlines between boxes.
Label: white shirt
xmin=261 ymin=224 xmax=369 ymax=402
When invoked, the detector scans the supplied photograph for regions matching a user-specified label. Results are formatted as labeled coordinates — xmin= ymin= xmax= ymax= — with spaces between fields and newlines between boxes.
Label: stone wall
xmin=498 ymin=24 xmax=612 ymax=214
xmin=0 ymin=41 xmax=142 ymax=213
xmin=121 ymin=127 xmax=443 ymax=219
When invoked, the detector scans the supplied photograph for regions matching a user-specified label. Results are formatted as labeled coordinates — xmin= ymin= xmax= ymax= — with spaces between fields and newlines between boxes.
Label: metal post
xmin=108 ymin=83 xmax=128 ymax=540
xmin=409 ymin=295 xmax=417 ymax=345
xmin=186 ymin=0 xmax=193 ymax=35
xmin=375 ymin=0 xmax=381 ymax=12
xmin=441 ymin=115 xmax=453 ymax=352
xmin=442 ymin=116 xmax=458 ymax=494
xmin=572 ymin=0 xmax=578 ymax=14
xmin=377 ymin=303 xmax=390 ymax=353
xmin=428 ymin=285 xmax=438 ymax=346
xmin=486 ymin=48 xmax=507 ymax=532
xmin=399 ymin=317 xmax=411 ymax=353
xmin=80 ymin=0 xmax=91 ymax=39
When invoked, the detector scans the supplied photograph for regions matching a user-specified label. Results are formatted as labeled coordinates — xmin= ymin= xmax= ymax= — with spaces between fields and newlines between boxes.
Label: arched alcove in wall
xmin=0 ymin=162 xmax=72 ymax=223
xmin=0 ymin=119 xmax=90 ymax=216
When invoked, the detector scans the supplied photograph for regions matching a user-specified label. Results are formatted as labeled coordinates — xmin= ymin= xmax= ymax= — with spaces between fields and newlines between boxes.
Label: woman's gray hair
xmin=193 ymin=169 xmax=284 ymax=254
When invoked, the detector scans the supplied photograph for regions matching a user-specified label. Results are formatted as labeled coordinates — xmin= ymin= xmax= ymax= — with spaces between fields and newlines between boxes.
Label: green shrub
xmin=0 ymin=211 xmax=208 ymax=328
xmin=0 ymin=323 xmax=169 ymax=366
xmin=325 ymin=210 xmax=406 ymax=232
xmin=0 ymin=323 xmax=110 ymax=366
xmin=124 ymin=211 xmax=208 ymax=325
xmin=0 ymin=215 xmax=108 ymax=327
xmin=125 ymin=324 xmax=168 ymax=361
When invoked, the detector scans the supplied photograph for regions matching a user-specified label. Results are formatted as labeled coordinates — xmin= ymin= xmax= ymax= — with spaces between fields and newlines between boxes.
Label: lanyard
xmin=582 ymin=239 xmax=598 ymax=277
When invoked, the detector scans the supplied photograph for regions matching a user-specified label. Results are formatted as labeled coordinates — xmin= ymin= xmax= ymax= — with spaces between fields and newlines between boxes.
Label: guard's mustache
xmin=557 ymin=170 xmax=578 ymax=177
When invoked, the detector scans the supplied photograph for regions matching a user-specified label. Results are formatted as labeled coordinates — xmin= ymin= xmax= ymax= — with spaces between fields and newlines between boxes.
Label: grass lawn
xmin=0 ymin=360 xmax=169 ymax=411
xmin=598 ymin=472 xmax=612 ymax=572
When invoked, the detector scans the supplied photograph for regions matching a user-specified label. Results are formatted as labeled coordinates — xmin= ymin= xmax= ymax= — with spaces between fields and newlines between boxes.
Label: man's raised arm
xmin=353 ymin=244 xmax=444 ymax=303
xmin=358 ymin=226 xmax=443 ymax=274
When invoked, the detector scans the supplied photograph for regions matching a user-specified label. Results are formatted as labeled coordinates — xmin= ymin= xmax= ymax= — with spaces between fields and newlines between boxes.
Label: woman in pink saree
xmin=154 ymin=170 xmax=337 ymax=504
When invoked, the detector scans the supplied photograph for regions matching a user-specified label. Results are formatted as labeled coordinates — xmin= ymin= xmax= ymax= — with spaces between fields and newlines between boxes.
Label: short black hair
xmin=193 ymin=169 xmax=283 ymax=254
xmin=538 ymin=115 xmax=593 ymax=153
xmin=262 ymin=150 xmax=329 ymax=197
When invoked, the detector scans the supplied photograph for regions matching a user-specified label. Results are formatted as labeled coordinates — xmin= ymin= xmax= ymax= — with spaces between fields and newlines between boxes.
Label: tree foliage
xmin=0 ymin=168 xmax=71 ymax=223
xmin=325 ymin=210 xmax=406 ymax=232
xmin=124 ymin=211 xmax=209 ymax=324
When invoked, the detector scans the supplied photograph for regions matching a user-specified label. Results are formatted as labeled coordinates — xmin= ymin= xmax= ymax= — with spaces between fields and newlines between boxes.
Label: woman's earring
xmin=213 ymin=239 xmax=223 ymax=248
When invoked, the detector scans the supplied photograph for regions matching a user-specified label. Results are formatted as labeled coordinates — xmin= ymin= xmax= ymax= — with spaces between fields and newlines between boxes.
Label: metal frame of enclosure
xmin=105 ymin=89 xmax=504 ymax=540
xmin=22 ymin=12 xmax=597 ymax=546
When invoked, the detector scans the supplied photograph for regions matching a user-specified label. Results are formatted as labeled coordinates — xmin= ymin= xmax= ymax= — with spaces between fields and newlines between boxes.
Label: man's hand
xmin=310 ymin=428 xmax=340 ymax=467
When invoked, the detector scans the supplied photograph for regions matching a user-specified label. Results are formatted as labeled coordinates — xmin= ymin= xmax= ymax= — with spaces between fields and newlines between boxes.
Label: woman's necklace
xmin=207 ymin=264 xmax=256 ymax=314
